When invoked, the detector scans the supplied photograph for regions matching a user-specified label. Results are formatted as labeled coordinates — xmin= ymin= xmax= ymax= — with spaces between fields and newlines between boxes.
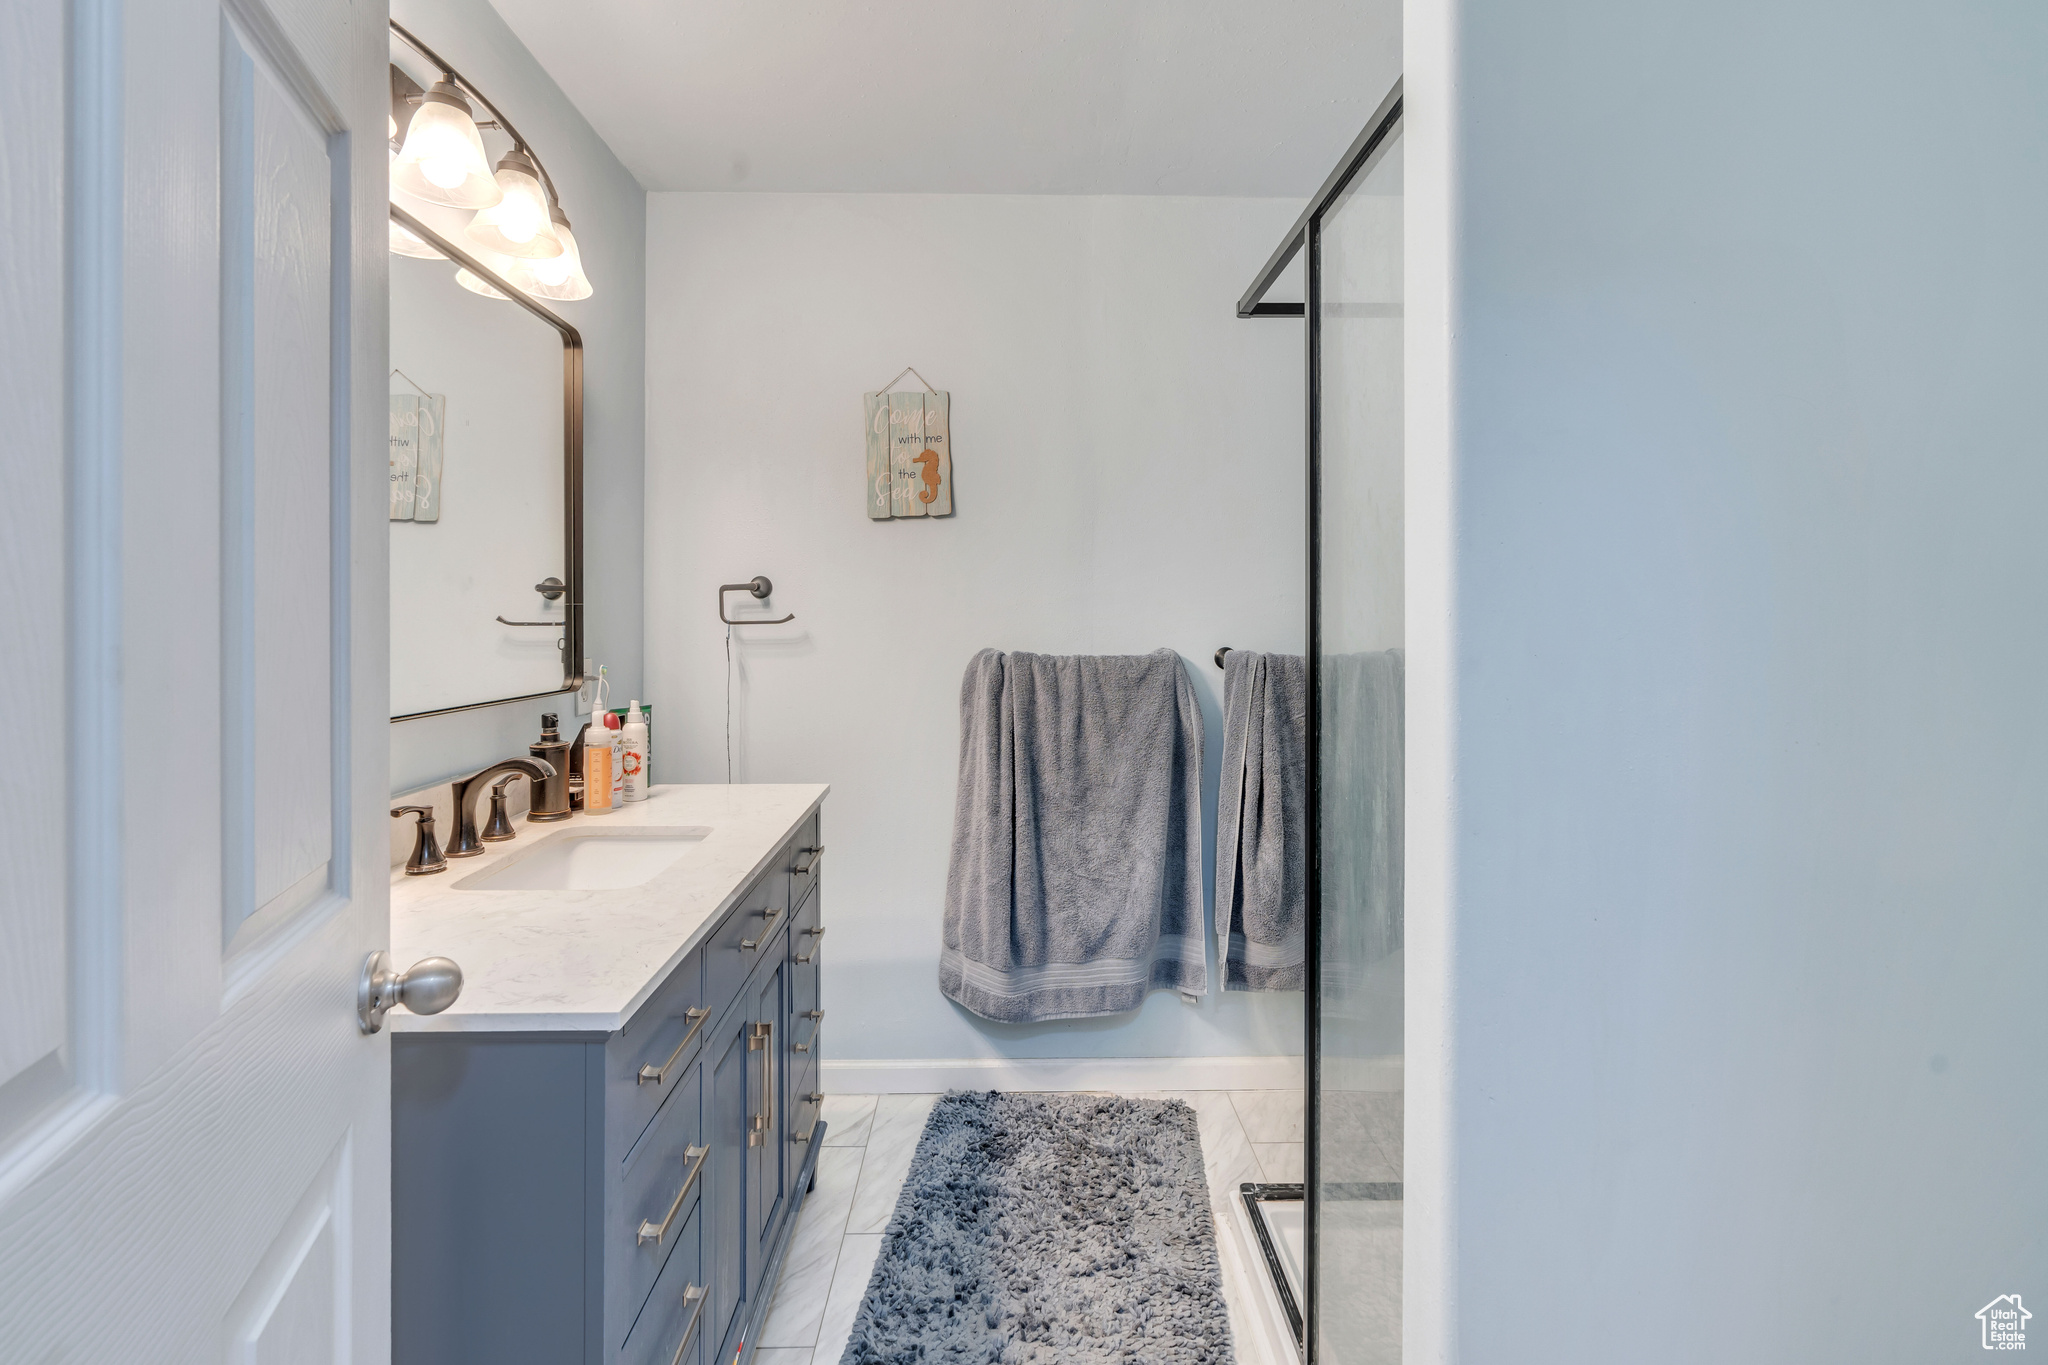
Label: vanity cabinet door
xmin=745 ymin=953 xmax=788 ymax=1298
xmin=705 ymin=1005 xmax=752 ymax=1359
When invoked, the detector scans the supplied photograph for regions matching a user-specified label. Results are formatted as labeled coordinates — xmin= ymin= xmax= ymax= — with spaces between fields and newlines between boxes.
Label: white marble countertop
xmin=388 ymin=783 xmax=828 ymax=1034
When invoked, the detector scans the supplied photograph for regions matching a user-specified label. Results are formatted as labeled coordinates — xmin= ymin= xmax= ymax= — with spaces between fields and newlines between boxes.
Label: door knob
xmin=357 ymin=950 xmax=463 ymax=1034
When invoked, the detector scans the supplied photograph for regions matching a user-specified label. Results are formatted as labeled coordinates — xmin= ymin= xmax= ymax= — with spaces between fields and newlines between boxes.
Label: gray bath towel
xmin=1323 ymin=650 xmax=1405 ymax=970
xmin=941 ymin=648 xmax=1208 ymax=1022
xmin=1216 ymin=650 xmax=1309 ymax=990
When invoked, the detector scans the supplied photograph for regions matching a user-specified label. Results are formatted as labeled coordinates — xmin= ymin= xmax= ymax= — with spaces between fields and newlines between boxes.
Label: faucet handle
xmin=390 ymin=806 xmax=447 ymax=876
xmin=482 ymin=774 xmax=523 ymax=843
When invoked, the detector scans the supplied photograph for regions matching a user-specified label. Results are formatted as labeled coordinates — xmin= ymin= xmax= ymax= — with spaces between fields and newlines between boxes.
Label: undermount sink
xmin=455 ymin=827 xmax=710 ymax=892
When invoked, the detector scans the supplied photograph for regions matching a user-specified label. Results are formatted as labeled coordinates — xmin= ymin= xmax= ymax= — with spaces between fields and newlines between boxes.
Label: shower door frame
xmin=1236 ymin=77 xmax=1403 ymax=1365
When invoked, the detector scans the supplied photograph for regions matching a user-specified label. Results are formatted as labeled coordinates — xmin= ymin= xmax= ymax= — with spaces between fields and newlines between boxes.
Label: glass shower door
xmin=1309 ymin=113 xmax=1404 ymax=1365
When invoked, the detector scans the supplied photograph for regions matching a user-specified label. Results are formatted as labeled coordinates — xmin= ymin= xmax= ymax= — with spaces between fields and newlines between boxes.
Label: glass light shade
xmin=454 ymin=264 xmax=513 ymax=301
xmin=464 ymin=151 xmax=562 ymax=260
xmin=390 ymin=83 xmax=501 ymax=209
xmin=508 ymin=210 xmax=593 ymax=301
xmin=389 ymin=218 xmax=445 ymax=259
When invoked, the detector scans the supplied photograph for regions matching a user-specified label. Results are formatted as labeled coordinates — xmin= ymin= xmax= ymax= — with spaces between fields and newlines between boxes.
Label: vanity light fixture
xmin=465 ymin=150 xmax=562 ymax=259
xmin=507 ymin=206 xmax=594 ymax=301
xmin=391 ymin=79 xmax=500 ymax=208
xmin=389 ymin=20 xmax=595 ymax=301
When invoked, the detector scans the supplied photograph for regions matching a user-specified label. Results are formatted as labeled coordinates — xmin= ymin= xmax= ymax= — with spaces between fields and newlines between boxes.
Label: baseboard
xmin=820 ymin=1054 xmax=1317 ymax=1094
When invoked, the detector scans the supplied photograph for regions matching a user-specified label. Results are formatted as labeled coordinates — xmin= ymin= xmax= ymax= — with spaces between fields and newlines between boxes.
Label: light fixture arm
xmin=390 ymin=19 xmax=563 ymax=211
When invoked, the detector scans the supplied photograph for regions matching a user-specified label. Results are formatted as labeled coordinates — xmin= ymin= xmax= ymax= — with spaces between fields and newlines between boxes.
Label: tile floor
xmin=751 ymin=1090 xmax=1309 ymax=1365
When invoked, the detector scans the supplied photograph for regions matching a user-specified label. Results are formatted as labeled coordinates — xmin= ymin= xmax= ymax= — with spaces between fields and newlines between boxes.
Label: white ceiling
xmin=485 ymin=0 xmax=1400 ymax=196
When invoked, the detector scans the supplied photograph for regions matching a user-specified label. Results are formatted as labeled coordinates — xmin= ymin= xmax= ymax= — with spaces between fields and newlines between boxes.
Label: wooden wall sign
xmin=865 ymin=370 xmax=951 ymax=519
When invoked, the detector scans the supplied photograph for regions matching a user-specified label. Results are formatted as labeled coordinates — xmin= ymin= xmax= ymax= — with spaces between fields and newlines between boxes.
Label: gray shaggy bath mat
xmin=839 ymin=1091 xmax=1233 ymax=1365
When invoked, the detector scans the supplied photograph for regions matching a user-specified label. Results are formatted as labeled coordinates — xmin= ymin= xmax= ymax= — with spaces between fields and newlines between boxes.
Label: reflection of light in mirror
xmin=510 ymin=210 xmax=594 ymax=301
xmin=466 ymin=151 xmax=561 ymax=259
xmin=389 ymin=218 xmax=445 ymax=260
xmin=454 ymin=266 xmax=512 ymax=301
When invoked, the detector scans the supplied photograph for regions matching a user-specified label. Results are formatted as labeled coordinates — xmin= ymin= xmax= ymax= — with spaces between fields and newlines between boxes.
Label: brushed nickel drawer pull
xmin=795 ymin=926 xmax=824 ymax=964
xmin=793 ymin=1009 xmax=823 ymax=1053
xmin=637 ymin=1008 xmax=710 ymax=1086
xmin=792 ymin=1093 xmax=823 ymax=1144
xmin=636 ymin=1144 xmax=710 ymax=1247
xmin=668 ymin=1284 xmax=707 ymax=1365
xmin=740 ymin=937 xmax=759 ymax=952
xmin=748 ymin=1022 xmax=773 ymax=1146
xmin=793 ymin=845 xmax=824 ymax=875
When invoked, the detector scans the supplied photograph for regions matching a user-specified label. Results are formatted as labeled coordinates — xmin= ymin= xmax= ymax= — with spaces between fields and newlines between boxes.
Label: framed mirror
xmin=388 ymin=204 xmax=583 ymax=720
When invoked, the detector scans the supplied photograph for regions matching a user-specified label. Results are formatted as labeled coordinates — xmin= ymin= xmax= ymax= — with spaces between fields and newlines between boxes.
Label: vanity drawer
xmin=609 ymin=948 xmax=707 ymax=1152
xmin=619 ymin=1061 xmax=706 ymax=1338
xmin=621 ymin=1196 xmax=706 ymax=1365
xmin=705 ymin=869 xmax=786 ymax=1024
xmin=786 ymin=811 xmax=823 ymax=907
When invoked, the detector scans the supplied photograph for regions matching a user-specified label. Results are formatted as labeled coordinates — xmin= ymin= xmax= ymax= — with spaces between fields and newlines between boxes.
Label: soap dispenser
xmin=527 ymin=713 xmax=573 ymax=821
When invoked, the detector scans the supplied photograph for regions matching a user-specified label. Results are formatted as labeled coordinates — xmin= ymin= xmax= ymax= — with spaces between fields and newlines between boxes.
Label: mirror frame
xmin=388 ymin=202 xmax=584 ymax=722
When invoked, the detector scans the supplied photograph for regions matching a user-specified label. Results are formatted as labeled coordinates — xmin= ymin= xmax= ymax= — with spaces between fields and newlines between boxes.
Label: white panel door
xmin=0 ymin=0 xmax=393 ymax=1356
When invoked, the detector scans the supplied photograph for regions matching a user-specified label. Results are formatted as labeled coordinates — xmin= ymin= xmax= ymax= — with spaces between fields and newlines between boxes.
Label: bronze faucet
xmin=447 ymin=757 xmax=557 ymax=859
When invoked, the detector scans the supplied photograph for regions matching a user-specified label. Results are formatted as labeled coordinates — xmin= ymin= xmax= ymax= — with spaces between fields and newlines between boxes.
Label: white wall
xmin=386 ymin=0 xmax=645 ymax=794
xmin=645 ymin=192 xmax=1307 ymax=1062
xmin=1407 ymin=2 xmax=2048 ymax=1359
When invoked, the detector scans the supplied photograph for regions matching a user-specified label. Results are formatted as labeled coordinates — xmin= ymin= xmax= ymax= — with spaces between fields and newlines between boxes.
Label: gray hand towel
xmin=1216 ymin=650 xmax=1308 ymax=990
xmin=941 ymin=648 xmax=1208 ymax=1022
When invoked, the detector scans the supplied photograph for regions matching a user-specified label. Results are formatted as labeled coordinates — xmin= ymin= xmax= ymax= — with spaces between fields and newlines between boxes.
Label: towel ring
xmin=719 ymin=576 xmax=795 ymax=626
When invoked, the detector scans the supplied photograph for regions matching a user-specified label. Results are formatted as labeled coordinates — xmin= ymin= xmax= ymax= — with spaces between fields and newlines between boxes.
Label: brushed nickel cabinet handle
xmin=636 ymin=1144 xmax=710 ymax=1246
xmin=638 ymin=1008 xmax=710 ymax=1086
xmin=748 ymin=1021 xmax=773 ymax=1146
xmin=740 ymin=937 xmax=759 ymax=952
xmin=793 ymin=845 xmax=824 ymax=875
xmin=668 ymin=1284 xmax=707 ymax=1365
xmin=793 ymin=1009 xmax=823 ymax=1054
xmin=795 ymin=927 xmax=824 ymax=964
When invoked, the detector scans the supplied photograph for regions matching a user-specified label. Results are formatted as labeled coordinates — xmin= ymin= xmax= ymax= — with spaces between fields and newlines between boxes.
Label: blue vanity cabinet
xmin=391 ymin=809 xmax=825 ymax=1365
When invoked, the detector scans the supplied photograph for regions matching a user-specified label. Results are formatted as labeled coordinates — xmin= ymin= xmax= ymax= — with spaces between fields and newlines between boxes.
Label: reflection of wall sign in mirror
xmin=864 ymin=368 xmax=952 ymax=520
xmin=389 ymin=390 xmax=447 ymax=523
xmin=390 ymin=395 xmax=418 ymax=520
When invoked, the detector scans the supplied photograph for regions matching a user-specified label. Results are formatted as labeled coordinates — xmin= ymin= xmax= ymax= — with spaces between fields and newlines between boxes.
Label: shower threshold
xmin=1240 ymin=1179 xmax=1405 ymax=1356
